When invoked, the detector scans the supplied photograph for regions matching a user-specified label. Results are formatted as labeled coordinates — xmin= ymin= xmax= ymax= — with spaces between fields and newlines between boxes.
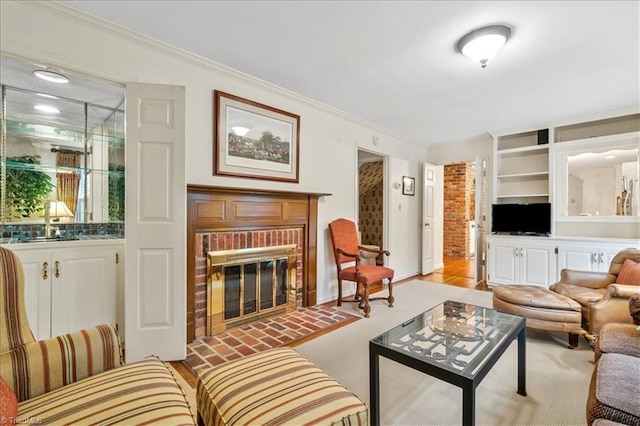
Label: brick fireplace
xmin=186 ymin=185 xmax=328 ymax=343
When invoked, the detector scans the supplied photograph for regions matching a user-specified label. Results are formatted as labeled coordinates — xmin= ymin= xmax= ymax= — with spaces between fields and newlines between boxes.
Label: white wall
xmin=0 ymin=2 xmax=427 ymax=305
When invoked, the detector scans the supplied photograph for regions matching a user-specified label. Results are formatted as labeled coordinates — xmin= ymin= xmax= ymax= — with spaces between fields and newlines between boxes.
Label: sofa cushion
xmin=16 ymin=357 xmax=195 ymax=425
xmin=616 ymin=259 xmax=640 ymax=285
xmin=587 ymin=353 xmax=640 ymax=425
xmin=551 ymin=283 xmax=605 ymax=307
xmin=595 ymin=323 xmax=640 ymax=360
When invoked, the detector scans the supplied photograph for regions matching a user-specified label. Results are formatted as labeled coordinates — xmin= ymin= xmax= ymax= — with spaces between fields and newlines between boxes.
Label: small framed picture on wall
xmin=402 ymin=176 xmax=415 ymax=196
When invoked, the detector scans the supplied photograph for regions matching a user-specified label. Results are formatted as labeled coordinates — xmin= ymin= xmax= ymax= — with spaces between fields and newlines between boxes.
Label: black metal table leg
xmin=462 ymin=384 xmax=475 ymax=426
xmin=370 ymin=346 xmax=380 ymax=426
xmin=517 ymin=326 xmax=527 ymax=396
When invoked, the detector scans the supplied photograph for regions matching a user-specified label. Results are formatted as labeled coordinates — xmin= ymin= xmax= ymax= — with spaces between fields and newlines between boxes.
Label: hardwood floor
xmin=369 ymin=257 xmax=488 ymax=293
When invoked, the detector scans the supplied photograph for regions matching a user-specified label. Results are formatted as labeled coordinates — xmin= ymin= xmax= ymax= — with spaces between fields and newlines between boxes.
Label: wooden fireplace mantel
xmin=186 ymin=185 xmax=330 ymax=342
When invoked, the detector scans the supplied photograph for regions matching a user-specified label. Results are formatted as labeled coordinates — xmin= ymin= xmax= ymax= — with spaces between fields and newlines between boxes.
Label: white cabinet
xmin=5 ymin=241 xmax=122 ymax=340
xmin=557 ymin=240 xmax=639 ymax=273
xmin=487 ymin=236 xmax=557 ymax=287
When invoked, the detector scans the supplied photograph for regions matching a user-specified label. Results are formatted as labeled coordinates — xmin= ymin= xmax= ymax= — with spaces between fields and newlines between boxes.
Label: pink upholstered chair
xmin=328 ymin=218 xmax=394 ymax=318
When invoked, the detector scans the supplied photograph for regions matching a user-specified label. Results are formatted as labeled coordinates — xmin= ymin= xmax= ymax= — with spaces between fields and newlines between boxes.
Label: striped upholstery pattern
xmin=1 ymin=247 xmax=35 ymax=354
xmin=17 ymin=357 xmax=195 ymax=425
xmin=0 ymin=246 xmax=123 ymax=402
xmin=197 ymin=347 xmax=368 ymax=426
xmin=1 ymin=324 xmax=122 ymax=402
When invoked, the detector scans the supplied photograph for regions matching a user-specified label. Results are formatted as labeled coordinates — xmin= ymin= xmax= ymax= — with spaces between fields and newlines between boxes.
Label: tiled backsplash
xmin=1 ymin=222 xmax=125 ymax=242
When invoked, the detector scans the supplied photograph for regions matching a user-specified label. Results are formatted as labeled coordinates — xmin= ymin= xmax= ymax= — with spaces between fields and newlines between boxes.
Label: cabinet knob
xmin=42 ymin=262 xmax=48 ymax=280
xmin=54 ymin=261 xmax=60 ymax=278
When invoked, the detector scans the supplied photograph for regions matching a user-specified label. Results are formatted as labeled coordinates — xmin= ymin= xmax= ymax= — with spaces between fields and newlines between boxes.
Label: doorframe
xmin=474 ymin=156 xmax=488 ymax=284
xmin=356 ymin=148 xmax=389 ymax=256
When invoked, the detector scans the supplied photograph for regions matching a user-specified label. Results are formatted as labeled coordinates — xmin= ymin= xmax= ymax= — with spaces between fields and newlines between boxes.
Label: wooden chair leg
xmin=362 ymin=283 xmax=371 ymax=318
xmin=337 ymin=278 xmax=343 ymax=306
xmin=387 ymin=279 xmax=394 ymax=307
xmin=568 ymin=332 xmax=579 ymax=349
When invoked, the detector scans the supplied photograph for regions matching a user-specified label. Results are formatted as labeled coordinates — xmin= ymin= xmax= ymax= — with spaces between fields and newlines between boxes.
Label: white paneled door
xmin=422 ymin=164 xmax=436 ymax=274
xmin=125 ymin=83 xmax=186 ymax=362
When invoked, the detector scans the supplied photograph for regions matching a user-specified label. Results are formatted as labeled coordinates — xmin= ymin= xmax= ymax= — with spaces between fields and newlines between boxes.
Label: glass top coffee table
xmin=369 ymin=300 xmax=527 ymax=426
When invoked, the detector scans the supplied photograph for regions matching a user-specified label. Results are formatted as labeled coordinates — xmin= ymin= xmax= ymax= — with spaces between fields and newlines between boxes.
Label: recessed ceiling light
xmin=456 ymin=25 xmax=512 ymax=68
xmin=34 ymin=104 xmax=60 ymax=114
xmin=33 ymin=69 xmax=70 ymax=84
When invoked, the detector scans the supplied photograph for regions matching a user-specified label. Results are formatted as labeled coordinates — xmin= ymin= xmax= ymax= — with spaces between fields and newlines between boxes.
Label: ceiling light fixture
xmin=456 ymin=24 xmax=512 ymax=68
xmin=33 ymin=69 xmax=70 ymax=84
xmin=34 ymin=104 xmax=60 ymax=114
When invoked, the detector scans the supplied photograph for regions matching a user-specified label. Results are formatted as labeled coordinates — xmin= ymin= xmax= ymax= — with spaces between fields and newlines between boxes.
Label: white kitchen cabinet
xmin=487 ymin=236 xmax=557 ymax=288
xmin=557 ymin=240 xmax=639 ymax=273
xmin=5 ymin=241 xmax=122 ymax=340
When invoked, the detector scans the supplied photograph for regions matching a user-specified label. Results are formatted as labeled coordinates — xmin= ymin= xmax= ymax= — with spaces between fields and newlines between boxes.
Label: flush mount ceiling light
xmin=456 ymin=24 xmax=512 ymax=68
xmin=33 ymin=69 xmax=70 ymax=84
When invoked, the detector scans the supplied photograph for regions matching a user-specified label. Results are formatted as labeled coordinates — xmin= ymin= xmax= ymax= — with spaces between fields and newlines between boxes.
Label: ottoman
xmin=493 ymin=284 xmax=585 ymax=348
xmin=196 ymin=347 xmax=368 ymax=425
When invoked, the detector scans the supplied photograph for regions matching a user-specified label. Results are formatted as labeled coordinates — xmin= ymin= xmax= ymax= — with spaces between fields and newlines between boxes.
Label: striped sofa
xmin=0 ymin=246 xmax=196 ymax=424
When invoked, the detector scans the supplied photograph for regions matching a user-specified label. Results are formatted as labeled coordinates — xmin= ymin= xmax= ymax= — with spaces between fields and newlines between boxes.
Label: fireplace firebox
xmin=207 ymin=244 xmax=297 ymax=335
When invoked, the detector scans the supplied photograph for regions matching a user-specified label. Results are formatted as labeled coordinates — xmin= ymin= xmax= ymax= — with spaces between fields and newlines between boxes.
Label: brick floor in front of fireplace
xmin=183 ymin=305 xmax=359 ymax=374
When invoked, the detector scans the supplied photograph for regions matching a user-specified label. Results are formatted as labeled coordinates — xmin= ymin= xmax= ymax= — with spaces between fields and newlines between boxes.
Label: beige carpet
xmin=295 ymin=280 xmax=594 ymax=426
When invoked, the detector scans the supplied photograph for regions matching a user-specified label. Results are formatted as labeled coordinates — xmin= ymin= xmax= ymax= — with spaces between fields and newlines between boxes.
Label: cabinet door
xmin=557 ymin=245 xmax=598 ymax=272
xmin=11 ymin=250 xmax=52 ymax=340
xmin=50 ymin=247 xmax=117 ymax=336
xmin=488 ymin=242 xmax=519 ymax=284
xmin=520 ymin=245 xmax=556 ymax=288
xmin=598 ymin=245 xmax=628 ymax=272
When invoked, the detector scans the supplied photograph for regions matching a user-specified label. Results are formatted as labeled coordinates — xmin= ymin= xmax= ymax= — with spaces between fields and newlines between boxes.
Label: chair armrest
xmin=554 ymin=269 xmax=616 ymax=289
xmin=589 ymin=285 xmax=640 ymax=335
xmin=336 ymin=248 xmax=359 ymax=259
xmin=605 ymin=283 xmax=640 ymax=298
xmin=0 ymin=324 xmax=123 ymax=402
xmin=358 ymin=245 xmax=390 ymax=257
xmin=595 ymin=323 xmax=640 ymax=361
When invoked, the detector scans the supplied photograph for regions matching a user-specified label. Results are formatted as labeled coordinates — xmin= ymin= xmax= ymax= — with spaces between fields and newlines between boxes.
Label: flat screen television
xmin=491 ymin=203 xmax=551 ymax=236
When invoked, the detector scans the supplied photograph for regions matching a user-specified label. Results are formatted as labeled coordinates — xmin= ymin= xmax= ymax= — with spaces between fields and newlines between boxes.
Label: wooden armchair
xmin=328 ymin=218 xmax=394 ymax=318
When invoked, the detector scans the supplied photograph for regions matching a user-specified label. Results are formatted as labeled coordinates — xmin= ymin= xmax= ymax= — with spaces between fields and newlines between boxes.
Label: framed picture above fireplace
xmin=213 ymin=90 xmax=300 ymax=183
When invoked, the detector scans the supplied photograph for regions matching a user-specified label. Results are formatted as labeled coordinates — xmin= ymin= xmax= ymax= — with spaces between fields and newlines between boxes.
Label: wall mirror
xmin=555 ymin=134 xmax=639 ymax=220
xmin=1 ymin=55 xmax=125 ymax=227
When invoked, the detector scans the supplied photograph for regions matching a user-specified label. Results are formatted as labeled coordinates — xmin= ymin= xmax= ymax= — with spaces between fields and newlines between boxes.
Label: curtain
xmin=56 ymin=152 xmax=81 ymax=215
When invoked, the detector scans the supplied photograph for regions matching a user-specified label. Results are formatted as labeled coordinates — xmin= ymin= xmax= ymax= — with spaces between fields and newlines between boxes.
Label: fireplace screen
xmin=207 ymin=244 xmax=297 ymax=334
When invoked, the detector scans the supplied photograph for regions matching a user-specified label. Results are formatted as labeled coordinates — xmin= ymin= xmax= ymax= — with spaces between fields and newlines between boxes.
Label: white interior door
xmin=125 ymin=83 xmax=186 ymax=362
xmin=422 ymin=164 xmax=436 ymax=274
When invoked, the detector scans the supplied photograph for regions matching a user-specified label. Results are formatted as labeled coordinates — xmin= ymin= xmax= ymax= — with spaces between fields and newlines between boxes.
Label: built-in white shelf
xmin=497 ymin=171 xmax=549 ymax=180
xmin=497 ymin=144 xmax=549 ymax=155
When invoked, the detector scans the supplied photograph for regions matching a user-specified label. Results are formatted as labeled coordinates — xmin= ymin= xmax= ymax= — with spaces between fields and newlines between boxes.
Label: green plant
xmin=5 ymin=155 xmax=55 ymax=218
xmin=108 ymin=163 xmax=125 ymax=221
